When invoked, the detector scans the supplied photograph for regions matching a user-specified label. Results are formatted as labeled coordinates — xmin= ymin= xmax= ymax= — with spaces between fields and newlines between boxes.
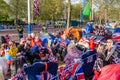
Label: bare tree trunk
xmin=67 ymin=0 xmax=71 ymax=29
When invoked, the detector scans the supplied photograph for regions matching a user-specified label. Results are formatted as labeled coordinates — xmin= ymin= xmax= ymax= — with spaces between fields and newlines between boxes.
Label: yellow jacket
xmin=8 ymin=46 xmax=18 ymax=57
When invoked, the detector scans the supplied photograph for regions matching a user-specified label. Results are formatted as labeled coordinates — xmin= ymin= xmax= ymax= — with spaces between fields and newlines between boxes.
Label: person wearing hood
xmin=85 ymin=20 xmax=94 ymax=34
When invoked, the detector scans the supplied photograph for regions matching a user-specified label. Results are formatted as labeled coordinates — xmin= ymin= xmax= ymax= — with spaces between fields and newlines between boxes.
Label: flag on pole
xmin=83 ymin=1 xmax=91 ymax=16
xmin=34 ymin=0 xmax=40 ymax=16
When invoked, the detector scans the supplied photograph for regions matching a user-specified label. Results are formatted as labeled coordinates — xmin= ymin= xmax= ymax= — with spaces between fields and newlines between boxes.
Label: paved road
xmin=0 ymin=27 xmax=65 ymax=42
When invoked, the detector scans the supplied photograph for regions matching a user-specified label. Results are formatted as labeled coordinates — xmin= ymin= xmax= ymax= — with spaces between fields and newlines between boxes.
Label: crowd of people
xmin=0 ymin=20 xmax=120 ymax=80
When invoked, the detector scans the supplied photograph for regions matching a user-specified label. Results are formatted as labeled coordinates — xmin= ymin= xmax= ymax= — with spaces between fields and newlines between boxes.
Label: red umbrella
xmin=93 ymin=64 xmax=120 ymax=80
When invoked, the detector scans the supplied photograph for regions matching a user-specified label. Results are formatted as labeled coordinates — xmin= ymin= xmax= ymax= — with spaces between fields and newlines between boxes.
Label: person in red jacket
xmin=35 ymin=36 xmax=42 ymax=48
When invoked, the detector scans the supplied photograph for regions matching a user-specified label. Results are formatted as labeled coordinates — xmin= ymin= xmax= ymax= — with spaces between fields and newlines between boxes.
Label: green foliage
xmin=94 ymin=0 xmax=120 ymax=20
xmin=35 ymin=0 xmax=64 ymax=22
xmin=71 ymin=3 xmax=82 ymax=20
xmin=0 ymin=0 xmax=10 ymax=21
xmin=9 ymin=0 xmax=27 ymax=20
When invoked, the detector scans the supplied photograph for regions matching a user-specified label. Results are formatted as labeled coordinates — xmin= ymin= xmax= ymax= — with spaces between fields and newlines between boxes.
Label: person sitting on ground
xmin=104 ymin=39 xmax=116 ymax=66
xmin=51 ymin=37 xmax=60 ymax=56
xmin=16 ymin=38 xmax=26 ymax=69
xmin=42 ymin=38 xmax=53 ymax=57
xmin=85 ymin=20 xmax=94 ymax=34
xmin=39 ymin=48 xmax=50 ymax=62
xmin=95 ymin=24 xmax=106 ymax=36
xmin=34 ymin=36 xmax=42 ymax=48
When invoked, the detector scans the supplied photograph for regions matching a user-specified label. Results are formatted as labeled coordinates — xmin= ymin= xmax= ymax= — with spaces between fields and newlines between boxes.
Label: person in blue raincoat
xmin=85 ymin=20 xmax=94 ymax=34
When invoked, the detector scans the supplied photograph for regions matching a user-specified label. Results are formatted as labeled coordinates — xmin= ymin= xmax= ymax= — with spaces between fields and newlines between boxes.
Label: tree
xmin=0 ymin=0 xmax=10 ymax=21
xmin=71 ymin=3 xmax=82 ymax=20
xmin=94 ymin=0 xmax=120 ymax=21
xmin=35 ymin=0 xmax=64 ymax=22
xmin=9 ymin=0 xmax=27 ymax=24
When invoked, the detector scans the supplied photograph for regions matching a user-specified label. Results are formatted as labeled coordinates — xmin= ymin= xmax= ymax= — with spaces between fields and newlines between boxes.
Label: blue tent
xmin=40 ymin=34 xmax=56 ymax=47
xmin=40 ymin=34 xmax=56 ymax=41
xmin=40 ymin=36 xmax=51 ymax=41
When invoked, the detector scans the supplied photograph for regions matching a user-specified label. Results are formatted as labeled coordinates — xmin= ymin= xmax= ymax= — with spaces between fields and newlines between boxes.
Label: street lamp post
xmin=28 ymin=0 xmax=31 ymax=34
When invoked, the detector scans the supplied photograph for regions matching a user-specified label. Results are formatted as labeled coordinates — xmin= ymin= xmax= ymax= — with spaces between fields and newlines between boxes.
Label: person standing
xmin=85 ymin=20 xmax=94 ymax=34
xmin=17 ymin=25 xmax=24 ymax=39
xmin=42 ymin=25 xmax=47 ymax=33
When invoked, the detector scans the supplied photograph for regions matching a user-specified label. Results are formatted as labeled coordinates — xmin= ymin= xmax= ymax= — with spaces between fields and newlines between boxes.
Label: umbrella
xmin=93 ymin=64 xmax=120 ymax=80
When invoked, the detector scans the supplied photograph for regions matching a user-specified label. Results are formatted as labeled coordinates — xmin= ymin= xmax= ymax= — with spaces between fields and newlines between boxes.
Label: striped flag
xmin=74 ymin=64 xmax=85 ymax=80
xmin=34 ymin=0 xmax=40 ymax=16
xmin=112 ymin=33 xmax=120 ymax=41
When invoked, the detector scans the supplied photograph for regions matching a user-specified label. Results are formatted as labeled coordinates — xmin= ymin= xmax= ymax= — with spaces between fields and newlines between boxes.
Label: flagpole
xmin=28 ymin=0 xmax=31 ymax=34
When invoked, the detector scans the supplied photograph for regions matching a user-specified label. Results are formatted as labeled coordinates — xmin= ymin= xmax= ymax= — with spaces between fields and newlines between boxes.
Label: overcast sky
xmin=4 ymin=0 xmax=82 ymax=4
xmin=4 ymin=0 xmax=81 ymax=4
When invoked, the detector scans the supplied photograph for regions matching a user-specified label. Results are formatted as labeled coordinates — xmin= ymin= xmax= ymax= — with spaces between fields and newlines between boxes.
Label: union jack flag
xmin=74 ymin=64 xmax=85 ymax=80
xmin=112 ymin=33 xmax=120 ymax=41
xmin=59 ymin=64 xmax=72 ymax=80
xmin=34 ymin=0 xmax=40 ymax=16
xmin=60 ymin=40 xmax=66 ymax=47
xmin=87 ymin=56 xmax=93 ymax=63
xmin=39 ymin=71 xmax=51 ymax=80
xmin=11 ymin=71 xmax=26 ymax=80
